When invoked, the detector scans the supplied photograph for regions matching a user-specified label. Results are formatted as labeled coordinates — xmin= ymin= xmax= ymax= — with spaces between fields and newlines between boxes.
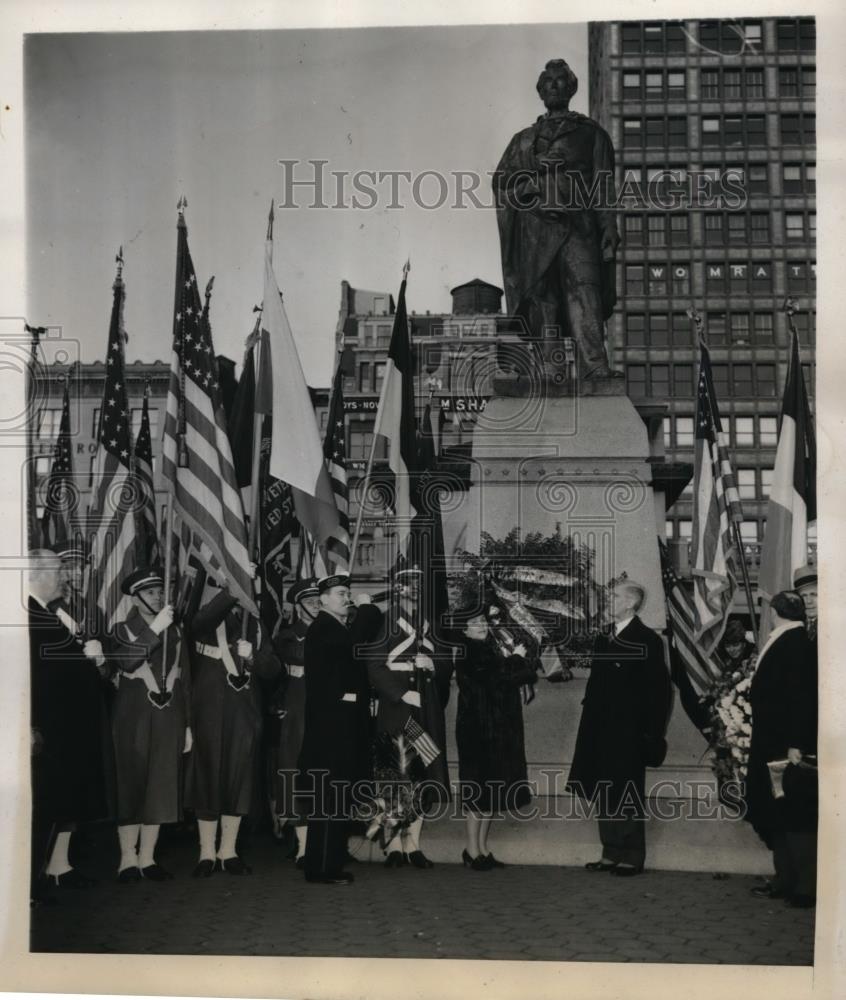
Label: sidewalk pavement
xmin=31 ymin=826 xmax=815 ymax=964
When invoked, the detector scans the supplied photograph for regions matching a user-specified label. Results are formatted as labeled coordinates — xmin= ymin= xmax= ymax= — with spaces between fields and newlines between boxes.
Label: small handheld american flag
xmin=403 ymin=716 xmax=441 ymax=767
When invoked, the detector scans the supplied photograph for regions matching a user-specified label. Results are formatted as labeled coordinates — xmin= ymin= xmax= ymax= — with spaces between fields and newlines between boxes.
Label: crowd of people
xmin=27 ymin=544 xmax=819 ymax=905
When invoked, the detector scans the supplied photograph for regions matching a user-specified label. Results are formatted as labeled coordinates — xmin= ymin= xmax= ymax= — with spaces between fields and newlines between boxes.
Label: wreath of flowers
xmin=708 ymin=658 xmax=755 ymax=787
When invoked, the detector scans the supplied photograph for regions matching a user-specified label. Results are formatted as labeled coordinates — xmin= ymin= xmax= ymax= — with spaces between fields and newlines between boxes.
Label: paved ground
xmin=30 ymin=824 xmax=815 ymax=964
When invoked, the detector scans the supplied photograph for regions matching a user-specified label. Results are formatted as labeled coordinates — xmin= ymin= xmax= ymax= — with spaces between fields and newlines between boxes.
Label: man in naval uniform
xmin=28 ymin=549 xmax=108 ymax=899
xmin=270 ymin=579 xmax=321 ymax=867
xmin=109 ymin=566 xmax=192 ymax=882
xmin=184 ymin=567 xmax=280 ymax=876
xmin=366 ymin=566 xmax=453 ymax=869
xmin=300 ymin=574 xmax=382 ymax=885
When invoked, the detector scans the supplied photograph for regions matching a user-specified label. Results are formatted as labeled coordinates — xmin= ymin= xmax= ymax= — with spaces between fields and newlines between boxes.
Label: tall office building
xmin=588 ymin=16 xmax=816 ymax=580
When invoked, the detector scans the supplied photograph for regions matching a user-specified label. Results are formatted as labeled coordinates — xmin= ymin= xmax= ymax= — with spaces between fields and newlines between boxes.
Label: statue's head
xmin=536 ymin=59 xmax=578 ymax=110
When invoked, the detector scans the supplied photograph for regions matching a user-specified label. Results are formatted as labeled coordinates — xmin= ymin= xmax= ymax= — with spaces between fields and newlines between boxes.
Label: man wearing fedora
xmin=270 ymin=579 xmax=321 ymax=867
xmin=109 ymin=566 xmax=191 ymax=882
xmin=794 ymin=565 xmax=818 ymax=643
xmin=300 ymin=574 xmax=382 ymax=885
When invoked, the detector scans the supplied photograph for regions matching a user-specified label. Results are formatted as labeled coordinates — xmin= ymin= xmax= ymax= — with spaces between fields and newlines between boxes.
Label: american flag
xmin=403 ymin=716 xmax=441 ymax=767
xmin=134 ymin=380 xmax=159 ymax=566
xmin=322 ymin=363 xmax=350 ymax=571
xmin=690 ymin=342 xmax=743 ymax=657
xmin=41 ymin=379 xmax=74 ymax=548
xmin=161 ymin=206 xmax=257 ymax=615
xmin=659 ymin=539 xmax=724 ymax=697
xmin=87 ymin=258 xmax=135 ymax=630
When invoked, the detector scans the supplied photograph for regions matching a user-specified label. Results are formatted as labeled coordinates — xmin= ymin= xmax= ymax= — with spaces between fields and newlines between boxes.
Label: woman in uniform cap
xmin=109 ymin=566 xmax=191 ymax=882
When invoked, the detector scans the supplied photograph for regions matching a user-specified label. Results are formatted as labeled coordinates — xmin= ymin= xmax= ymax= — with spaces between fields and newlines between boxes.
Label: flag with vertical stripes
xmin=322 ymin=363 xmax=350 ymax=571
xmin=690 ymin=341 xmax=743 ymax=657
xmin=87 ymin=258 xmax=136 ymax=630
xmin=372 ymin=265 xmax=417 ymax=558
xmin=659 ymin=539 xmax=724 ymax=699
xmin=134 ymin=381 xmax=159 ymax=566
xmin=262 ymin=207 xmax=346 ymax=566
xmin=161 ymin=208 xmax=257 ymax=615
xmin=41 ymin=379 xmax=74 ymax=548
xmin=757 ymin=330 xmax=816 ymax=646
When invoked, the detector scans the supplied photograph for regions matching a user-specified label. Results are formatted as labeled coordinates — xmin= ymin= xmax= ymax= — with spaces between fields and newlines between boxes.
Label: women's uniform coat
xmin=746 ymin=624 xmax=817 ymax=842
xmin=186 ymin=590 xmax=279 ymax=818
xmin=454 ymin=633 xmax=537 ymax=813
xmin=109 ymin=607 xmax=190 ymax=825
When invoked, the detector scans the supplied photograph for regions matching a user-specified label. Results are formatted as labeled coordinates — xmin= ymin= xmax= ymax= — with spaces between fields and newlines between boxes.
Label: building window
xmin=733 ymin=364 xmax=754 ymax=396
xmin=667 ymin=71 xmax=686 ymax=99
xmin=130 ymin=407 xmax=159 ymax=441
xmin=625 ymin=265 xmax=645 ymax=296
xmin=704 ymin=213 xmax=723 ymax=245
xmin=624 ymin=215 xmax=644 ymax=246
xmin=650 ymin=313 xmax=669 ymax=347
xmin=711 ymin=363 xmax=729 ymax=397
xmin=667 ymin=117 xmax=686 ymax=148
xmin=651 ymin=364 xmax=670 ymax=398
xmin=745 ymin=69 xmax=765 ymax=99
xmin=669 ymin=214 xmax=689 ymax=245
xmin=647 ymin=264 xmax=667 ymax=296
xmin=664 ymin=520 xmax=675 ymax=539
xmin=645 ymin=117 xmax=665 ymax=148
xmin=644 ymin=71 xmax=663 ymax=100
xmin=786 ymin=262 xmax=815 ymax=292
xmin=737 ymin=469 xmax=756 ymax=501
xmin=753 ymin=312 xmax=774 ymax=342
xmin=676 ymin=416 xmax=694 ymax=447
xmin=750 ymin=213 xmax=770 ymax=243
xmin=671 ymin=312 xmax=691 ymax=346
xmin=730 ymin=313 xmax=751 ymax=345
xmin=626 ymin=364 xmax=647 ymax=397
xmin=623 ymin=119 xmax=642 ymax=148
xmin=759 ymin=417 xmax=778 ymax=446
xmin=740 ymin=522 xmax=759 ymax=544
xmin=735 ymin=417 xmax=754 ymax=446
xmin=624 ymin=21 xmax=686 ymax=55
xmin=701 ymin=70 xmax=720 ymax=99
xmin=702 ymin=117 xmax=720 ymax=146
xmin=699 ymin=19 xmax=763 ymax=54
xmin=673 ymin=364 xmax=693 ymax=397
xmin=729 ymin=264 xmax=749 ymax=294
xmin=358 ymin=362 xmax=371 ymax=392
xmin=37 ymin=408 xmax=62 ymax=440
xmin=801 ymin=66 xmax=816 ymax=99
xmin=757 ymin=364 xmax=776 ymax=397
xmin=747 ymin=164 xmax=768 ymax=194
xmin=727 ymin=213 xmax=746 ymax=243
xmin=785 ymin=213 xmax=805 ymax=240
xmin=781 ymin=113 xmax=816 ymax=145
xmin=707 ymin=312 xmax=727 ymax=345
xmin=647 ymin=215 xmax=666 ymax=246
xmin=663 ymin=417 xmax=672 ymax=448
xmin=760 ymin=468 xmax=774 ymax=497
xmin=672 ymin=266 xmax=690 ymax=295
xmin=677 ymin=520 xmax=692 ymax=541
xmin=625 ymin=314 xmax=646 ymax=347
xmin=776 ymin=17 xmax=816 ymax=52
xmin=751 ymin=264 xmax=772 ymax=292
xmin=623 ymin=71 xmax=641 ymax=100
xmin=374 ymin=362 xmax=386 ymax=396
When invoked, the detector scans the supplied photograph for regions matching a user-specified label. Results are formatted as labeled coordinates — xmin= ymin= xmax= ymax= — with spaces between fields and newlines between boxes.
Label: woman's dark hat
xmin=722 ymin=619 xmax=747 ymax=645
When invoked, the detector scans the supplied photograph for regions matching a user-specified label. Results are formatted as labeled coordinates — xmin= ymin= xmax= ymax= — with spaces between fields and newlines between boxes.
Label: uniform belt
xmin=287 ymin=664 xmax=305 ymax=678
xmin=387 ymin=660 xmax=415 ymax=672
xmin=195 ymin=642 xmax=222 ymax=659
xmin=341 ymin=692 xmax=357 ymax=703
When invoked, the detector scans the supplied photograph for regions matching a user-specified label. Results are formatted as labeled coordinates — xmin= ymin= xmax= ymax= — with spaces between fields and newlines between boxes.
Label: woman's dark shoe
xmin=140 ymin=864 xmax=174 ymax=881
xmin=485 ymin=853 xmax=506 ymax=869
xmin=192 ymin=859 xmax=216 ymax=878
xmin=585 ymin=860 xmax=617 ymax=872
xmin=117 ymin=866 xmax=142 ymax=884
xmin=406 ymin=850 xmax=434 ymax=869
xmin=295 ymin=857 xmax=306 ymax=870
xmin=50 ymin=869 xmax=98 ymax=888
xmin=384 ymin=850 xmax=408 ymax=868
xmin=462 ymin=849 xmax=493 ymax=871
xmin=217 ymin=856 xmax=252 ymax=875
xmin=609 ymin=864 xmax=643 ymax=877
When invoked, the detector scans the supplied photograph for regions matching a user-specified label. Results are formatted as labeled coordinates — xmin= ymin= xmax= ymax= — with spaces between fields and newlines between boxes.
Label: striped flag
xmin=161 ymin=207 xmax=257 ymax=615
xmin=322 ymin=363 xmax=350 ymax=572
xmin=659 ymin=539 xmax=724 ymax=698
xmin=757 ymin=330 xmax=816 ymax=646
xmin=87 ymin=259 xmax=135 ymax=630
xmin=134 ymin=381 xmax=159 ymax=566
xmin=261 ymin=207 xmax=346 ymax=565
xmin=41 ymin=379 xmax=74 ymax=548
xmin=373 ymin=265 xmax=418 ymax=557
xmin=403 ymin=715 xmax=441 ymax=767
xmin=690 ymin=342 xmax=743 ymax=657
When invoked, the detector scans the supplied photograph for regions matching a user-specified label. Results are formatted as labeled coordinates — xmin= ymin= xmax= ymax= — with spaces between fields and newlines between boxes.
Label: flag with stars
xmin=41 ymin=378 xmax=74 ymax=548
xmin=161 ymin=210 xmax=257 ymax=615
xmin=690 ymin=341 xmax=743 ymax=658
xmin=322 ymin=362 xmax=350 ymax=571
xmin=87 ymin=264 xmax=135 ymax=630
xmin=134 ymin=382 xmax=159 ymax=566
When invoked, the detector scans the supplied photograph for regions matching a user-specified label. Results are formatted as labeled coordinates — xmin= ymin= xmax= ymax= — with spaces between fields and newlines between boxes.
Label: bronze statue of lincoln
xmin=494 ymin=58 xmax=622 ymax=380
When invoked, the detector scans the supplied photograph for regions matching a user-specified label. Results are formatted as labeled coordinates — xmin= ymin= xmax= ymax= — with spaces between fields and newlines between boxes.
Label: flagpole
xmin=25 ymin=322 xmax=46 ymax=549
xmin=688 ymin=306 xmax=759 ymax=645
xmin=242 ymin=333 xmax=264 ymax=642
xmin=350 ymin=259 xmax=411 ymax=574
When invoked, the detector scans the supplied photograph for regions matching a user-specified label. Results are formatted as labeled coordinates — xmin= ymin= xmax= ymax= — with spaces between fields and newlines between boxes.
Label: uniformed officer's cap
xmin=287 ymin=579 xmax=320 ymax=604
xmin=122 ymin=566 xmax=165 ymax=596
xmin=52 ymin=539 xmax=87 ymax=562
xmin=392 ymin=564 xmax=422 ymax=585
xmin=317 ymin=574 xmax=350 ymax=595
xmin=793 ymin=564 xmax=817 ymax=589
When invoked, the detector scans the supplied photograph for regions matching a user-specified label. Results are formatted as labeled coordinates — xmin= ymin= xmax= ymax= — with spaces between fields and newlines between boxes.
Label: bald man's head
xmin=29 ymin=549 xmax=63 ymax=604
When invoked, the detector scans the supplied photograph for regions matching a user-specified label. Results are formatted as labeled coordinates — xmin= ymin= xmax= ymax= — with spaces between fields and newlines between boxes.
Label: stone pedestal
xmin=460 ymin=383 xmax=666 ymax=630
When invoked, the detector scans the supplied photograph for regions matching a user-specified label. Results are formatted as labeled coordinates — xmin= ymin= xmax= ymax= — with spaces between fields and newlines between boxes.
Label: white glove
xmin=355 ymin=593 xmax=372 ymax=606
xmin=401 ymin=690 xmax=421 ymax=708
xmin=415 ymin=653 xmax=435 ymax=673
xmin=236 ymin=639 xmax=253 ymax=660
xmin=248 ymin=562 xmax=258 ymax=580
xmin=150 ymin=605 xmax=174 ymax=635
xmin=83 ymin=639 xmax=105 ymax=665
xmin=183 ymin=726 xmax=193 ymax=754
xmin=512 ymin=643 xmax=528 ymax=659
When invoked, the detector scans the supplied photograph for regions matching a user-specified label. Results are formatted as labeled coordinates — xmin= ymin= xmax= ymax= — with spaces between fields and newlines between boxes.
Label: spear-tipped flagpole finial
xmin=115 ymin=246 xmax=124 ymax=280
xmin=177 ymin=195 xmax=187 ymax=228
xmin=205 ymin=275 xmax=215 ymax=303
xmin=686 ymin=306 xmax=705 ymax=344
xmin=783 ymin=296 xmax=797 ymax=317
xmin=267 ymin=199 xmax=275 ymax=242
xmin=403 ymin=258 xmax=411 ymax=281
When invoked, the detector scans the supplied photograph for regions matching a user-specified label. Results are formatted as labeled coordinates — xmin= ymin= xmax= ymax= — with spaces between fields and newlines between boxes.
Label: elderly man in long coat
xmin=567 ymin=581 xmax=671 ymax=876
xmin=300 ymin=575 xmax=382 ymax=885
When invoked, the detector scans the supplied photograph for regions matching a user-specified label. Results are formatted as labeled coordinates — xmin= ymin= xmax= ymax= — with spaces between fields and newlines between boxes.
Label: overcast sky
xmin=25 ymin=23 xmax=587 ymax=385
